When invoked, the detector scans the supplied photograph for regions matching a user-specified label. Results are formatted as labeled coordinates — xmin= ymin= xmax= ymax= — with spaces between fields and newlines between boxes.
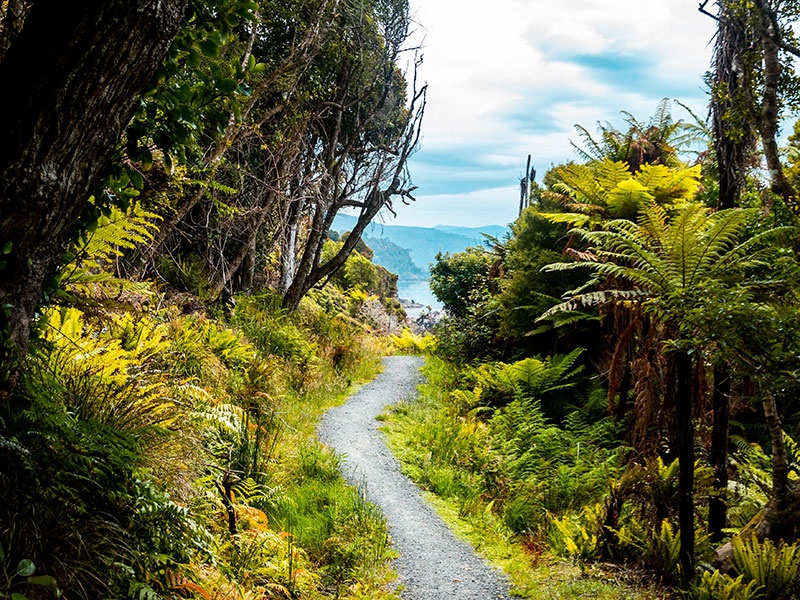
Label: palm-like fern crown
xmin=541 ymin=202 xmax=790 ymax=318
xmin=571 ymin=98 xmax=708 ymax=171
xmin=543 ymin=99 xmax=707 ymax=226
xmin=548 ymin=159 xmax=701 ymax=224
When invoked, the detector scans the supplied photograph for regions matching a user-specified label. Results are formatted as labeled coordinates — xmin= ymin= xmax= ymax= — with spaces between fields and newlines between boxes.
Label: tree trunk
xmin=754 ymin=392 xmax=799 ymax=540
xmin=675 ymin=351 xmax=695 ymax=586
xmin=711 ymin=2 xmax=754 ymax=210
xmin=208 ymin=207 xmax=269 ymax=299
xmin=236 ymin=235 xmax=257 ymax=293
xmin=279 ymin=197 xmax=305 ymax=294
xmin=752 ymin=0 xmax=797 ymax=204
xmin=708 ymin=362 xmax=731 ymax=543
xmin=281 ymin=188 xmax=388 ymax=310
xmin=0 ymin=0 xmax=187 ymax=400
xmin=713 ymin=391 xmax=800 ymax=573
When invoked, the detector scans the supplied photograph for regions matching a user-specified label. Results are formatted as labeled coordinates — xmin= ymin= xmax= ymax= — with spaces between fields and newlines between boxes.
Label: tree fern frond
xmin=537 ymin=212 xmax=592 ymax=227
xmin=537 ymin=289 xmax=648 ymax=320
xmin=572 ymin=123 xmax=606 ymax=162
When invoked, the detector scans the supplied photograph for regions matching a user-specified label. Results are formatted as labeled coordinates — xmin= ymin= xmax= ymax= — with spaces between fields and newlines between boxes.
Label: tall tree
xmin=704 ymin=0 xmax=800 ymax=211
xmin=0 ymin=0 xmax=188 ymax=399
xmin=279 ymin=0 xmax=426 ymax=310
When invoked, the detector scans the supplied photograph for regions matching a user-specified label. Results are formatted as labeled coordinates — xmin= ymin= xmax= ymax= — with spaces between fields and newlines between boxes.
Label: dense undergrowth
xmin=383 ymin=353 xmax=800 ymax=599
xmin=382 ymin=356 xmax=666 ymax=599
xmin=0 ymin=273 xmax=401 ymax=599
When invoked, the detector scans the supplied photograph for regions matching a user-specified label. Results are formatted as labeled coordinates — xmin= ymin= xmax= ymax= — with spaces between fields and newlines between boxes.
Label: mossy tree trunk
xmin=0 ymin=0 xmax=187 ymax=400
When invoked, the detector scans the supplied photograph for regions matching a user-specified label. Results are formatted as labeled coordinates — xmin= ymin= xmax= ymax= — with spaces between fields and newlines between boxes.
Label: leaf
xmin=186 ymin=50 xmax=201 ymax=68
xmin=199 ymin=39 xmax=218 ymax=58
xmin=216 ymin=78 xmax=238 ymax=93
xmin=596 ymin=159 xmax=632 ymax=190
xmin=28 ymin=575 xmax=58 ymax=589
xmin=128 ymin=170 xmax=144 ymax=190
xmin=1 ymin=241 xmax=11 ymax=254
xmin=606 ymin=179 xmax=653 ymax=217
xmin=16 ymin=559 xmax=35 ymax=577
xmin=11 ymin=593 xmax=28 ymax=600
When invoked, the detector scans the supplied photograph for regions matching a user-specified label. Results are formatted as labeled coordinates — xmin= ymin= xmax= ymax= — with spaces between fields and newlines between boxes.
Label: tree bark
xmin=0 ymin=0 xmax=188 ymax=399
xmin=675 ymin=351 xmax=695 ymax=586
xmin=708 ymin=362 xmax=731 ymax=543
xmin=754 ymin=19 xmax=797 ymax=203
xmin=711 ymin=3 xmax=754 ymax=210
xmin=754 ymin=392 xmax=797 ymax=540
xmin=713 ymin=392 xmax=800 ymax=573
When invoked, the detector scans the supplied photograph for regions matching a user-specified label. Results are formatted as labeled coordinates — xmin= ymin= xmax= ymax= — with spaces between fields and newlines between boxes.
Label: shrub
xmin=689 ymin=570 xmax=762 ymax=600
xmin=548 ymin=503 xmax=604 ymax=561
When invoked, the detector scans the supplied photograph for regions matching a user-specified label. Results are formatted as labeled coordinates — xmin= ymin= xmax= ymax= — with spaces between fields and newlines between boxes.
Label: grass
xmin=418 ymin=491 xmax=665 ymax=599
xmin=256 ymin=343 xmax=399 ymax=597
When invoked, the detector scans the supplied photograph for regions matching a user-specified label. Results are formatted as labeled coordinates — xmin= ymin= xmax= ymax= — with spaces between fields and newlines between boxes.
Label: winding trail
xmin=318 ymin=356 xmax=511 ymax=600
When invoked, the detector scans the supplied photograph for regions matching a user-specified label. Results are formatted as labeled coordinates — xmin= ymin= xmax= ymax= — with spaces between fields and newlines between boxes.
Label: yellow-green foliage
xmin=549 ymin=504 xmax=603 ymax=561
xmin=732 ymin=535 xmax=800 ymax=599
xmin=617 ymin=517 xmax=681 ymax=579
xmin=37 ymin=306 xmax=177 ymax=431
xmin=9 ymin=277 xmax=391 ymax=599
xmin=690 ymin=570 xmax=762 ymax=600
xmin=543 ymin=159 xmax=701 ymax=225
xmin=57 ymin=202 xmax=160 ymax=305
xmin=347 ymin=288 xmax=379 ymax=306
xmin=390 ymin=327 xmax=435 ymax=354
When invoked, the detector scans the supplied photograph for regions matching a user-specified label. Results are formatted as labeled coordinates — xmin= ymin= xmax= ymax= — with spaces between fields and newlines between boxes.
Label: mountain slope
xmin=364 ymin=236 xmax=426 ymax=281
xmin=333 ymin=214 xmax=508 ymax=280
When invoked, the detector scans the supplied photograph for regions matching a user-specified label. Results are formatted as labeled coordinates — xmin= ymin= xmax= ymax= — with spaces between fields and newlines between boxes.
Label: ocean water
xmin=396 ymin=279 xmax=442 ymax=313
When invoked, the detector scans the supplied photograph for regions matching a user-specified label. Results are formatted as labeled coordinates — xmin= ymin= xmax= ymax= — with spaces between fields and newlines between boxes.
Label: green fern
xmin=732 ymin=534 xmax=800 ymax=599
xmin=690 ymin=570 xmax=762 ymax=600
xmin=56 ymin=202 xmax=160 ymax=307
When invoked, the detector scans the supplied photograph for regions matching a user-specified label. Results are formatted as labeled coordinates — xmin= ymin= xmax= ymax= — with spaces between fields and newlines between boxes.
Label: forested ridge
xmin=3 ymin=1 xmax=800 ymax=600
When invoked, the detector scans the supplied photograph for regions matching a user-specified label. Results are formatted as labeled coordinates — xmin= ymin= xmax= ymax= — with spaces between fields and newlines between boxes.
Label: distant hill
xmin=332 ymin=214 xmax=509 ymax=283
xmin=364 ymin=236 xmax=426 ymax=281
xmin=433 ymin=224 xmax=509 ymax=240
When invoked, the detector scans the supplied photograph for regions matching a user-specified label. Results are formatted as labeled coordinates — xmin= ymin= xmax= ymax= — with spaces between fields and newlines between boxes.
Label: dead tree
xmin=281 ymin=77 xmax=427 ymax=310
xmin=518 ymin=154 xmax=532 ymax=216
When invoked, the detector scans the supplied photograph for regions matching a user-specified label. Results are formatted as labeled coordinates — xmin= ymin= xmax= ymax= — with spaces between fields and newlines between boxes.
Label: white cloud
xmin=382 ymin=185 xmax=521 ymax=228
xmin=401 ymin=0 xmax=718 ymax=226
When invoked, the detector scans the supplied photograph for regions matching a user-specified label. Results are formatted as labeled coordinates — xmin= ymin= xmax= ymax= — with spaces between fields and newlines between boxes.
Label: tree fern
xmin=541 ymin=202 xmax=792 ymax=322
xmin=542 ymin=159 xmax=702 ymax=227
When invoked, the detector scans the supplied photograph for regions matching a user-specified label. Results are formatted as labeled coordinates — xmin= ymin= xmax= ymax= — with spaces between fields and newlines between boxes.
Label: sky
xmin=378 ymin=0 xmax=718 ymax=228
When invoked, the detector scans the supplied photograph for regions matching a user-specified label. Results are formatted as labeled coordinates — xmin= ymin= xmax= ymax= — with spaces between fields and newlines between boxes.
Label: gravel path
xmin=318 ymin=355 xmax=511 ymax=600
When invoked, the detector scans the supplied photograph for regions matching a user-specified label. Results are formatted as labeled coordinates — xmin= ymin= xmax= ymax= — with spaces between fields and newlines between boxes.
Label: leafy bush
xmin=429 ymin=246 xmax=494 ymax=317
xmin=617 ymin=517 xmax=681 ymax=580
xmin=433 ymin=299 xmax=503 ymax=363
